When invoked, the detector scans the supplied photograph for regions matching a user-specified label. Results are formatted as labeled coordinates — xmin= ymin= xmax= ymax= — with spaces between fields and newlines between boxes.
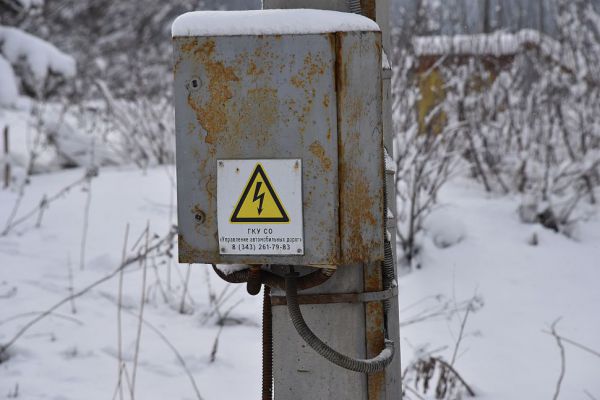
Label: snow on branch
xmin=0 ymin=54 xmax=18 ymax=105
xmin=0 ymin=0 xmax=42 ymax=13
xmin=0 ymin=26 xmax=76 ymax=97
xmin=15 ymin=0 xmax=43 ymax=8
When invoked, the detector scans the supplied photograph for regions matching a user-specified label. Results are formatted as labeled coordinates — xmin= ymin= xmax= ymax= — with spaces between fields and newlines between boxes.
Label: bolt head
xmin=194 ymin=210 xmax=206 ymax=224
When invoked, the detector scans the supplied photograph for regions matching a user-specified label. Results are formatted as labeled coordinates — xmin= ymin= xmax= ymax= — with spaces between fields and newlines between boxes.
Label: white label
xmin=217 ymin=159 xmax=304 ymax=255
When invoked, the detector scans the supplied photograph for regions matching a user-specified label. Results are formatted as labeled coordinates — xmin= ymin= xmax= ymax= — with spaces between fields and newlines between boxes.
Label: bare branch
xmin=130 ymin=222 xmax=150 ymax=400
xmin=0 ymin=226 xmax=176 ymax=357
xmin=542 ymin=329 xmax=600 ymax=359
xmin=122 ymin=310 xmax=205 ymax=400
xmin=549 ymin=318 xmax=566 ymax=400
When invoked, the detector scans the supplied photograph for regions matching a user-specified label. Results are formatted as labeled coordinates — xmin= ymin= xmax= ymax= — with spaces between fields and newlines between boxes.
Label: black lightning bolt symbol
xmin=252 ymin=181 xmax=265 ymax=215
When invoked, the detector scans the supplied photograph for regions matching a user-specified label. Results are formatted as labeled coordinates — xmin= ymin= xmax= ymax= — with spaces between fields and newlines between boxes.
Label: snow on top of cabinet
xmin=172 ymin=9 xmax=380 ymax=37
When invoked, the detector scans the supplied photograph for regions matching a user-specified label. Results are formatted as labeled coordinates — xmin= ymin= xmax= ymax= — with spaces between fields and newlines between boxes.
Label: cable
xmin=346 ymin=0 xmax=363 ymax=15
xmin=285 ymin=273 xmax=394 ymax=373
xmin=211 ymin=264 xmax=335 ymax=292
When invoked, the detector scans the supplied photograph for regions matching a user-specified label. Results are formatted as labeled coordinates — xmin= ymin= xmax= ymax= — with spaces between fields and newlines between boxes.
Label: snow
xmin=0 ymin=165 xmax=262 ymax=400
xmin=15 ymin=0 xmax=43 ymax=9
xmin=0 ymin=26 xmax=76 ymax=84
xmin=401 ymin=178 xmax=600 ymax=399
xmin=45 ymin=116 xmax=122 ymax=168
xmin=413 ymin=29 xmax=547 ymax=56
xmin=215 ymin=264 xmax=250 ymax=274
xmin=413 ymin=29 xmax=575 ymax=71
xmin=0 ymin=106 xmax=122 ymax=176
xmin=1 ymin=110 xmax=599 ymax=399
xmin=172 ymin=9 xmax=380 ymax=37
xmin=0 ymin=55 xmax=18 ymax=106
xmin=423 ymin=207 xmax=466 ymax=249
xmin=384 ymin=147 xmax=396 ymax=173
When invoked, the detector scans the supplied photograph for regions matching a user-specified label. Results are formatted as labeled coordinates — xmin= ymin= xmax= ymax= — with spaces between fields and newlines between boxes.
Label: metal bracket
xmin=270 ymin=286 xmax=398 ymax=306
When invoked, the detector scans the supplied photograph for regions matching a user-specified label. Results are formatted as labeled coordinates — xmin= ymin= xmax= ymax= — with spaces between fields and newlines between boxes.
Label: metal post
xmin=3 ymin=126 xmax=9 ymax=189
xmin=261 ymin=1 xmax=401 ymax=399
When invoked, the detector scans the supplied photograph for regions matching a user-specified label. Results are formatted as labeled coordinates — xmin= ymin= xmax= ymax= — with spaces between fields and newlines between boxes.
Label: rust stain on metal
xmin=291 ymin=75 xmax=304 ymax=89
xmin=309 ymin=140 xmax=332 ymax=171
xmin=246 ymin=60 xmax=264 ymax=76
xmin=220 ymin=87 xmax=279 ymax=150
xmin=184 ymin=38 xmax=240 ymax=143
xmin=366 ymin=347 xmax=386 ymax=399
xmin=186 ymin=121 xmax=195 ymax=135
xmin=191 ymin=204 xmax=203 ymax=215
xmin=342 ymin=174 xmax=378 ymax=261
xmin=347 ymin=97 xmax=364 ymax=127
xmin=178 ymin=234 xmax=202 ymax=264
xmin=365 ymin=260 xmax=385 ymax=399
xmin=334 ymin=32 xmax=347 ymax=98
xmin=339 ymin=94 xmax=378 ymax=260
xmin=205 ymin=175 xmax=216 ymax=200
xmin=365 ymin=298 xmax=385 ymax=398
xmin=374 ymin=39 xmax=382 ymax=56
xmin=288 ymin=51 xmax=328 ymax=134
xmin=335 ymin=31 xmax=384 ymax=263
xmin=360 ymin=0 xmax=377 ymax=20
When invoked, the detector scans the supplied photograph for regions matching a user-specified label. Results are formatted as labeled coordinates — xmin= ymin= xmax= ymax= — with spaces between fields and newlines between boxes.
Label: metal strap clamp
xmin=270 ymin=286 xmax=398 ymax=306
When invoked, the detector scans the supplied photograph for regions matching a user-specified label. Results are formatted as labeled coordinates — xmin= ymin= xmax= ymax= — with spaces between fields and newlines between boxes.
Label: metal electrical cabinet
xmin=173 ymin=11 xmax=384 ymax=267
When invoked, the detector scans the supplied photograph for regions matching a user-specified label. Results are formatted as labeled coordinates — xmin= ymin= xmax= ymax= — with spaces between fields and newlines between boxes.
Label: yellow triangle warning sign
xmin=230 ymin=163 xmax=290 ymax=223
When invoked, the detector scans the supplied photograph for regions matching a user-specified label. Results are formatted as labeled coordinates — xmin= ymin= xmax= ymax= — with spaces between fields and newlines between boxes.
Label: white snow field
xmin=1 ymin=111 xmax=599 ymax=399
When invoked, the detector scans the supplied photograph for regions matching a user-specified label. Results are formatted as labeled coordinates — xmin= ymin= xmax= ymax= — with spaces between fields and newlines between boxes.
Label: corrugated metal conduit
xmin=347 ymin=0 xmax=364 ymax=15
xmin=284 ymin=272 xmax=395 ymax=373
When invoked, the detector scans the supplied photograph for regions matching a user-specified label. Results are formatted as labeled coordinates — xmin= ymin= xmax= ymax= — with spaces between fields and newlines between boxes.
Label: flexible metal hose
xmin=346 ymin=0 xmax=363 ymax=15
xmin=382 ymin=239 xmax=395 ymax=317
xmin=381 ymin=159 xmax=397 ymax=318
xmin=285 ymin=273 xmax=394 ymax=373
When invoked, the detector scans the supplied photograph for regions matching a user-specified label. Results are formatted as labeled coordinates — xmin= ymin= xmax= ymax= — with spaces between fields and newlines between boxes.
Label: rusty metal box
xmin=172 ymin=10 xmax=384 ymax=267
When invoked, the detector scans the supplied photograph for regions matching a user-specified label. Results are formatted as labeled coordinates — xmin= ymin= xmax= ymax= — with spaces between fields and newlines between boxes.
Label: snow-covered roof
xmin=171 ymin=9 xmax=380 ymax=37
xmin=413 ymin=29 xmax=559 ymax=57
xmin=413 ymin=29 xmax=576 ymax=72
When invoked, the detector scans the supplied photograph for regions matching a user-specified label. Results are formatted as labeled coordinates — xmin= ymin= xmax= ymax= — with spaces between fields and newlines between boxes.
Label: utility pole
xmin=259 ymin=2 xmax=401 ymax=399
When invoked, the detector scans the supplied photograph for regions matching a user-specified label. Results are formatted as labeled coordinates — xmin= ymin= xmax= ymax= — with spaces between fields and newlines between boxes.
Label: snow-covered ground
xmin=400 ymin=178 xmax=600 ymax=399
xmin=0 ymin=166 xmax=264 ymax=400
xmin=1 ymin=111 xmax=599 ymax=399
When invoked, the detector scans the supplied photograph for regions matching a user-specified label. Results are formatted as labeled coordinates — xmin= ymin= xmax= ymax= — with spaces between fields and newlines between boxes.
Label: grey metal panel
xmin=173 ymin=34 xmax=340 ymax=266
xmin=336 ymin=31 xmax=384 ymax=264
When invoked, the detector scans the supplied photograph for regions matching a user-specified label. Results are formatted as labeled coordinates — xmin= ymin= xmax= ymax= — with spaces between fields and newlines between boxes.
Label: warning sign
xmin=230 ymin=164 xmax=289 ymax=223
xmin=217 ymin=159 xmax=304 ymax=256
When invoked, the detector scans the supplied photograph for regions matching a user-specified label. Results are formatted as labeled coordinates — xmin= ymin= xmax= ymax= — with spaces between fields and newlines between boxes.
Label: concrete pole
xmin=262 ymin=1 xmax=401 ymax=399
